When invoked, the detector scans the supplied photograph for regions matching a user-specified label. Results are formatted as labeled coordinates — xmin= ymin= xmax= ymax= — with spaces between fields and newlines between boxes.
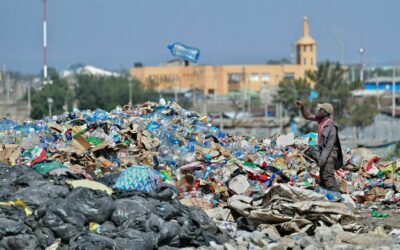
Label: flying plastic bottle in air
xmin=167 ymin=42 xmax=200 ymax=63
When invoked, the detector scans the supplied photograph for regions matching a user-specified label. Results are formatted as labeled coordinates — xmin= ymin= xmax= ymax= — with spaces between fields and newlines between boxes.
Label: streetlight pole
xmin=47 ymin=97 xmax=53 ymax=117
xmin=173 ymin=74 xmax=178 ymax=102
xmin=128 ymin=78 xmax=132 ymax=105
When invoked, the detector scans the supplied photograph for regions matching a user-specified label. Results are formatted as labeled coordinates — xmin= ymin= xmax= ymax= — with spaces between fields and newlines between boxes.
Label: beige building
xmin=130 ymin=16 xmax=317 ymax=96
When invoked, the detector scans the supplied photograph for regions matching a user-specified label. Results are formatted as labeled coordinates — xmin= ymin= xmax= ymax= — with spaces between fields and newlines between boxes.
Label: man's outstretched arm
xmin=296 ymin=101 xmax=316 ymax=121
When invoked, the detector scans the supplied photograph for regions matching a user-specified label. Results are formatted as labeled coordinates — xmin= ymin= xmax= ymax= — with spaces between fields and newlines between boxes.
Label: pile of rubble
xmin=0 ymin=101 xmax=399 ymax=249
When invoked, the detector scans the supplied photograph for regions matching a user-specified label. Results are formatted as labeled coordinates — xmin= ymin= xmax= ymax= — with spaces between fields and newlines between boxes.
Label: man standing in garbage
xmin=296 ymin=101 xmax=343 ymax=192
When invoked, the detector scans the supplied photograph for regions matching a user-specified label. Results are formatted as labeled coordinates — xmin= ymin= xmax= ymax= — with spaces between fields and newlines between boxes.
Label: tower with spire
xmin=296 ymin=16 xmax=317 ymax=67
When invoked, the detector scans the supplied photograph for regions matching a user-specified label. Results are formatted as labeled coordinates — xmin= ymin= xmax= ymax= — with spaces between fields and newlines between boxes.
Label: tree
xmin=274 ymin=78 xmax=311 ymax=116
xmin=346 ymin=97 xmax=378 ymax=139
xmin=276 ymin=60 xmax=371 ymax=134
xmin=267 ymin=58 xmax=291 ymax=65
xmin=307 ymin=61 xmax=361 ymax=122
xmin=30 ymin=73 xmax=73 ymax=119
xmin=75 ymin=75 xmax=158 ymax=111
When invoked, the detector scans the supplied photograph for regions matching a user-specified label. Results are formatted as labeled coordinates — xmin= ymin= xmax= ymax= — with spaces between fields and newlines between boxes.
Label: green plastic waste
xmin=87 ymin=137 xmax=104 ymax=146
xmin=244 ymin=162 xmax=256 ymax=168
xmin=371 ymin=210 xmax=389 ymax=218
xmin=32 ymin=161 xmax=66 ymax=174
xmin=381 ymin=164 xmax=395 ymax=177
xmin=160 ymin=170 xmax=172 ymax=181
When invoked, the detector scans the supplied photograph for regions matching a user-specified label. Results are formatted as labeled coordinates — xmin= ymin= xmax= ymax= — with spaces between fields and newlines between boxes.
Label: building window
xmin=262 ymin=73 xmax=270 ymax=82
xmin=303 ymin=46 xmax=306 ymax=52
xmin=310 ymin=46 xmax=313 ymax=52
xmin=284 ymin=72 xmax=295 ymax=80
xmin=303 ymin=58 xmax=307 ymax=65
xmin=250 ymin=73 xmax=259 ymax=82
xmin=310 ymin=58 xmax=313 ymax=65
xmin=228 ymin=73 xmax=241 ymax=84
xmin=208 ymin=89 xmax=215 ymax=95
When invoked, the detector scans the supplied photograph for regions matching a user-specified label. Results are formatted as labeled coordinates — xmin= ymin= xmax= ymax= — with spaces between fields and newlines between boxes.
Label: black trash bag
xmin=111 ymin=196 xmax=151 ymax=226
xmin=34 ymin=227 xmax=56 ymax=249
xmin=151 ymin=184 xmax=179 ymax=201
xmin=65 ymin=188 xmax=115 ymax=223
xmin=198 ymin=223 xmax=224 ymax=246
xmin=177 ymin=217 xmax=202 ymax=247
xmin=157 ymin=221 xmax=181 ymax=247
xmin=0 ymin=165 xmax=42 ymax=186
xmin=41 ymin=210 xmax=86 ymax=241
xmin=98 ymin=221 xmax=117 ymax=235
xmin=0 ymin=234 xmax=39 ymax=250
xmin=110 ymin=213 xmax=167 ymax=247
xmin=0 ymin=166 xmax=41 ymax=200
xmin=236 ymin=216 xmax=257 ymax=232
xmin=184 ymin=205 xmax=210 ymax=225
xmin=0 ymin=217 xmax=26 ymax=238
xmin=12 ymin=182 xmax=69 ymax=209
xmin=24 ymin=215 xmax=39 ymax=230
xmin=0 ymin=184 xmax=17 ymax=200
xmin=68 ymin=232 xmax=117 ymax=250
xmin=14 ymin=167 xmax=44 ymax=186
xmin=94 ymin=173 xmax=121 ymax=187
xmin=39 ymin=187 xmax=115 ymax=241
xmin=0 ymin=205 xmax=30 ymax=238
xmin=113 ymin=212 xmax=151 ymax=233
xmin=114 ymin=230 xmax=156 ymax=250
xmin=154 ymin=201 xmax=179 ymax=221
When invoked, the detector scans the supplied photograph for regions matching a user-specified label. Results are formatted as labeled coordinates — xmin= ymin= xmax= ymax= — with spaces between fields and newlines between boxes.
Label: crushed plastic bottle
xmin=146 ymin=121 xmax=161 ymax=132
xmin=371 ymin=210 xmax=389 ymax=218
xmin=0 ymin=118 xmax=19 ymax=131
xmin=314 ymin=186 xmax=342 ymax=201
xmin=167 ymin=42 xmax=200 ymax=63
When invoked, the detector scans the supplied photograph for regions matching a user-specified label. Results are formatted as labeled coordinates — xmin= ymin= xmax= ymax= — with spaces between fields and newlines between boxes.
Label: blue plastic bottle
xmin=167 ymin=42 xmax=200 ymax=63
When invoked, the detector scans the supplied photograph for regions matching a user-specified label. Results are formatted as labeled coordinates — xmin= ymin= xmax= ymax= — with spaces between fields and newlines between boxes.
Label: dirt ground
xmin=355 ymin=205 xmax=400 ymax=233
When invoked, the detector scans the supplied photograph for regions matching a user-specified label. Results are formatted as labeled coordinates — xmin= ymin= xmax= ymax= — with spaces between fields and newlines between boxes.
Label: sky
xmin=0 ymin=0 xmax=399 ymax=74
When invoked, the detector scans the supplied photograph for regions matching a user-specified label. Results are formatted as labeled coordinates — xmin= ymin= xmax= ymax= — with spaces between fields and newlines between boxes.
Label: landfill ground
xmin=357 ymin=207 xmax=400 ymax=232
xmin=1 ymin=101 xmax=400 ymax=249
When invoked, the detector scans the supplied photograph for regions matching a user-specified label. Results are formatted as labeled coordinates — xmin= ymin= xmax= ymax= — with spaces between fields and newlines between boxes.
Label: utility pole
xmin=392 ymin=66 xmax=396 ymax=117
xmin=27 ymin=82 xmax=31 ymax=115
xmin=43 ymin=0 xmax=48 ymax=80
xmin=3 ymin=64 xmax=10 ymax=103
xmin=242 ymin=66 xmax=247 ymax=113
xmin=173 ymin=74 xmax=178 ymax=102
xmin=192 ymin=64 xmax=196 ymax=108
xmin=128 ymin=78 xmax=132 ymax=105
xmin=212 ymin=66 xmax=217 ymax=102
xmin=359 ymin=48 xmax=365 ymax=82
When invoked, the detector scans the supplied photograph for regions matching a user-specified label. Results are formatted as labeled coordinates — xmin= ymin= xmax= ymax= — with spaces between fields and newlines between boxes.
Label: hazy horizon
xmin=1 ymin=0 xmax=399 ymax=74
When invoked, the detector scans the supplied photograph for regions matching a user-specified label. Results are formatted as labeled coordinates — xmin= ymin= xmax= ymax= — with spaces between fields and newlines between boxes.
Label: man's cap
xmin=317 ymin=103 xmax=334 ymax=115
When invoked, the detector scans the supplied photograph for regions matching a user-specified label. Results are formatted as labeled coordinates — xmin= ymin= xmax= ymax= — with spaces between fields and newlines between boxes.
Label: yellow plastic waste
xmin=89 ymin=222 xmax=100 ymax=232
xmin=67 ymin=179 xmax=113 ymax=195
xmin=198 ymin=116 xmax=208 ymax=123
xmin=0 ymin=198 xmax=33 ymax=216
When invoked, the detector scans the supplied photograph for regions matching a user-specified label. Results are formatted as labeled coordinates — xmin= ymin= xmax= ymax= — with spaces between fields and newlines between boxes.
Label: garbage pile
xmin=0 ymin=101 xmax=400 ymax=249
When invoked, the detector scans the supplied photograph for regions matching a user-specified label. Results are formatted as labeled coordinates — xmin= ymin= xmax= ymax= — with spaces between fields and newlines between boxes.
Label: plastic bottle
xmin=314 ymin=186 xmax=342 ymax=201
xmin=0 ymin=118 xmax=18 ymax=131
xmin=382 ymin=193 xmax=400 ymax=204
xmin=371 ymin=210 xmax=389 ymax=218
xmin=146 ymin=121 xmax=161 ymax=132
xmin=167 ymin=42 xmax=200 ymax=63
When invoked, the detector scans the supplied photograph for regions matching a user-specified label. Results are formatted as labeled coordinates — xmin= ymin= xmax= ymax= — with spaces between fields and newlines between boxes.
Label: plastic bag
xmin=113 ymin=166 xmax=157 ymax=193
xmin=32 ymin=161 xmax=66 ymax=174
xmin=0 ymin=234 xmax=39 ymax=250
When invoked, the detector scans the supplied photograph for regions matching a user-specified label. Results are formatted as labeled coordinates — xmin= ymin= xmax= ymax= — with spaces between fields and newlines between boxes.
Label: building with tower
xmin=130 ymin=16 xmax=317 ymax=96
